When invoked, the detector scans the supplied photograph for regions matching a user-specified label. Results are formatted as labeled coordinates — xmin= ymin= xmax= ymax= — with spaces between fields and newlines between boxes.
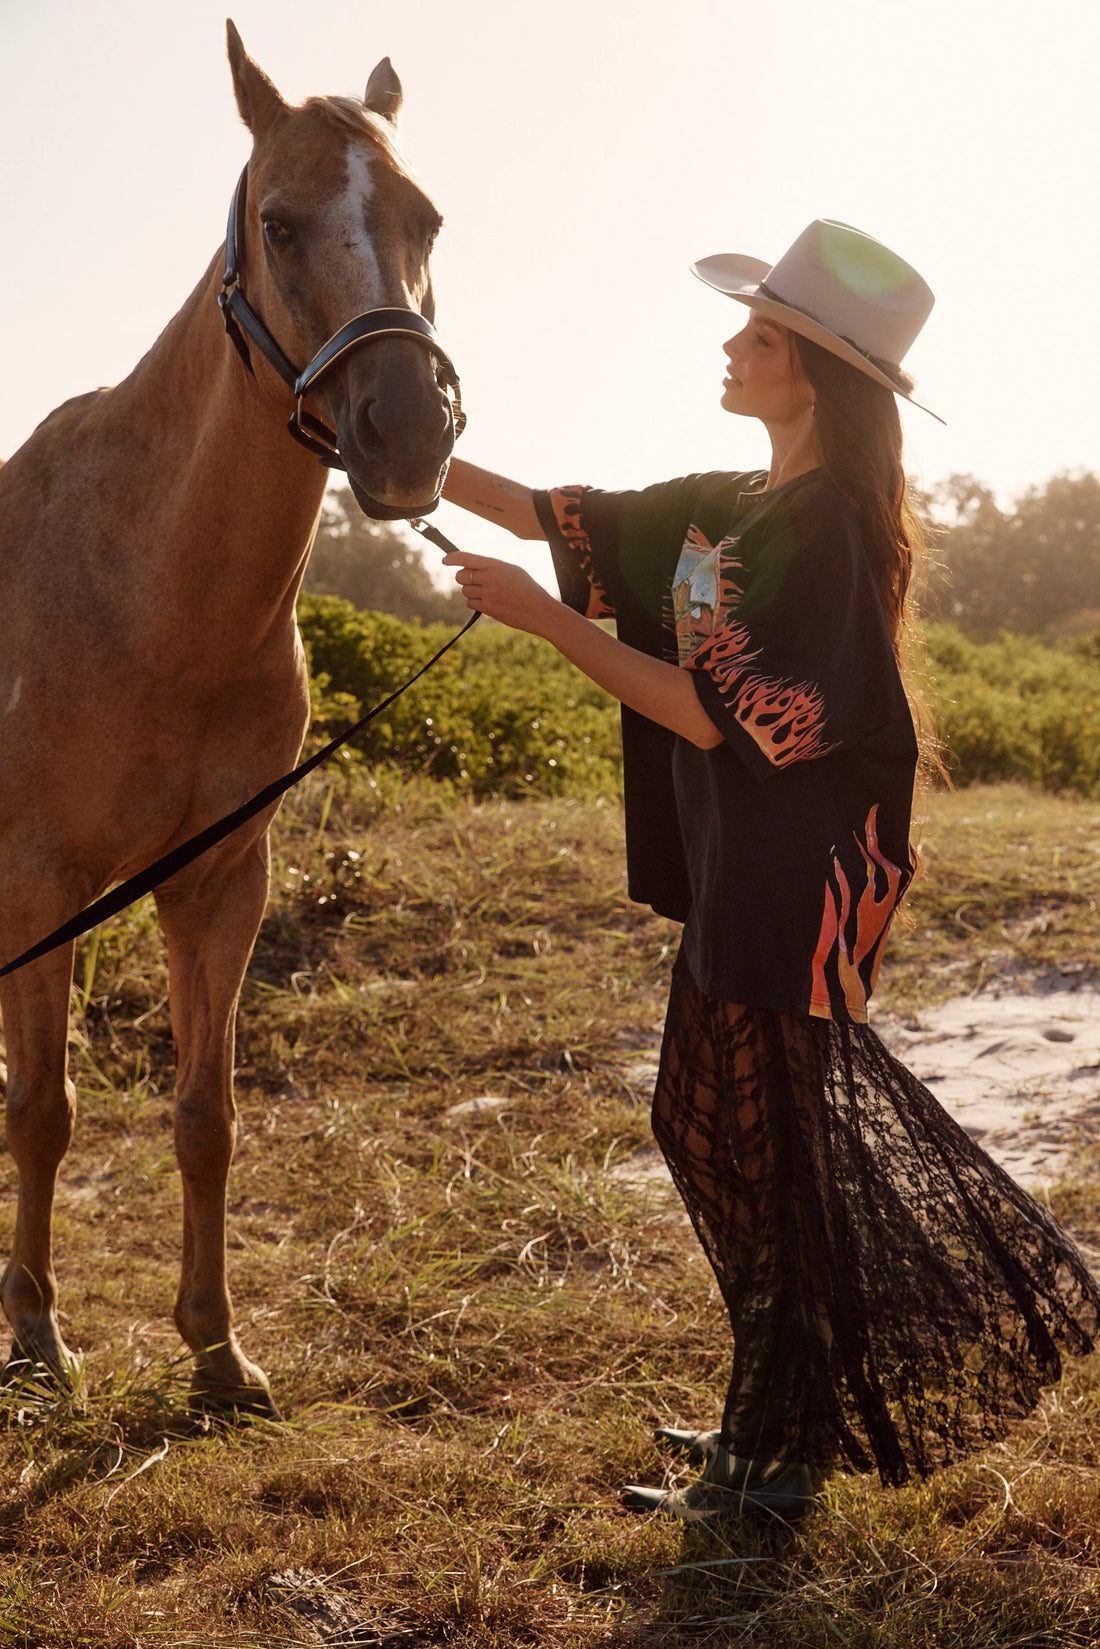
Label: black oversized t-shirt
xmin=533 ymin=469 xmax=919 ymax=1024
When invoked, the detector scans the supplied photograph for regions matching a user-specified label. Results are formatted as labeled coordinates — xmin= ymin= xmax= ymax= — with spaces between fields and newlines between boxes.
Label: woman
xmin=440 ymin=220 xmax=1100 ymax=1519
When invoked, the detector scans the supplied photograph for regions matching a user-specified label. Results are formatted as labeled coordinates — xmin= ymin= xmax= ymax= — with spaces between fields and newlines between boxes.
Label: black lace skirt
xmin=651 ymin=949 xmax=1100 ymax=1486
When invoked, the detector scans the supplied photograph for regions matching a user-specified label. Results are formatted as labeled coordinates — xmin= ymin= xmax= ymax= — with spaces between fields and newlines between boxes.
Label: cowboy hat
xmin=692 ymin=219 xmax=942 ymax=422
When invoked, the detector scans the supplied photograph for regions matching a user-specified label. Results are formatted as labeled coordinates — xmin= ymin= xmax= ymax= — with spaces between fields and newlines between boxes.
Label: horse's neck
xmin=112 ymin=252 xmax=328 ymax=629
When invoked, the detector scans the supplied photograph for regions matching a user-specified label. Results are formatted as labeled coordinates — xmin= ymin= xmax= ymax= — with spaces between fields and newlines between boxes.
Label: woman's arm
xmin=442 ymin=457 xmax=544 ymax=540
xmin=442 ymin=548 xmax=723 ymax=750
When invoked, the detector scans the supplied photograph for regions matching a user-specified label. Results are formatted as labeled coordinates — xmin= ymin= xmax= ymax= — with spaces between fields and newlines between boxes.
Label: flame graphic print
xmin=810 ymin=806 xmax=905 ymax=1021
xmin=672 ymin=525 xmax=835 ymax=767
xmin=547 ymin=487 xmax=614 ymax=620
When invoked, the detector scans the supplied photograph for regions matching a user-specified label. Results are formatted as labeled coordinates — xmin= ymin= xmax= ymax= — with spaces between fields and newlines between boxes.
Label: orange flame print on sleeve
xmin=810 ymin=805 xmax=906 ymax=1022
xmin=689 ymin=623 xmax=836 ymax=767
xmin=547 ymin=486 xmax=613 ymax=620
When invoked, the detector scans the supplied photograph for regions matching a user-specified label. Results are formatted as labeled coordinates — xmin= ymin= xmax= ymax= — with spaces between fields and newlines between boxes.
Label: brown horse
xmin=0 ymin=24 xmax=457 ymax=1415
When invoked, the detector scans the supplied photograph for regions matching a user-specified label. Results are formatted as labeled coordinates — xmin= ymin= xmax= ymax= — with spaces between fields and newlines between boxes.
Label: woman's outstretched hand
xmin=442 ymin=550 xmax=557 ymax=636
xmin=445 ymin=546 xmax=723 ymax=750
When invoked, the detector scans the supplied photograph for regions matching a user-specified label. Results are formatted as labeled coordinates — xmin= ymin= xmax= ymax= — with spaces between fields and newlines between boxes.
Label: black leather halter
xmin=217 ymin=164 xmax=466 ymax=479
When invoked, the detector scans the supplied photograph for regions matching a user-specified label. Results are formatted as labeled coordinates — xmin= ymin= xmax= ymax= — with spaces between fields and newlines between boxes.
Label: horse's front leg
xmin=0 ymin=935 xmax=80 ymax=1382
xmin=155 ymin=832 xmax=279 ymax=1418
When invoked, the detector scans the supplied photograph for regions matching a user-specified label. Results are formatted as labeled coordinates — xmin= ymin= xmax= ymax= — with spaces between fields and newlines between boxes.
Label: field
xmin=0 ymin=773 xmax=1098 ymax=1648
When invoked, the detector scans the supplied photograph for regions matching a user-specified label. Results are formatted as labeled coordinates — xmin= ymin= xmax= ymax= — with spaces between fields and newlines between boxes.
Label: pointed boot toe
xmin=622 ymin=1458 xmax=816 ymax=1523
xmin=621 ymin=1483 xmax=671 ymax=1514
xmin=654 ymin=1426 xmax=721 ymax=1465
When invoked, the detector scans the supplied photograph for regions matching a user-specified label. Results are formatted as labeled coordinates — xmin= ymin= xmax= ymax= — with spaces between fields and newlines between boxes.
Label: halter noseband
xmin=217 ymin=164 xmax=466 ymax=478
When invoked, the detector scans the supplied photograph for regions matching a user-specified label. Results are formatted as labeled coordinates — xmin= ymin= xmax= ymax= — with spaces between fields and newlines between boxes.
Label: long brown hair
xmin=792 ymin=333 xmax=941 ymax=782
xmin=792 ymin=333 xmax=924 ymax=652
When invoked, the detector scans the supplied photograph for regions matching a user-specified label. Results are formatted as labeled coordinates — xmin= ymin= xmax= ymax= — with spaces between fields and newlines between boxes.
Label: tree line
xmin=303 ymin=487 xmax=467 ymax=626
xmin=920 ymin=470 xmax=1100 ymax=638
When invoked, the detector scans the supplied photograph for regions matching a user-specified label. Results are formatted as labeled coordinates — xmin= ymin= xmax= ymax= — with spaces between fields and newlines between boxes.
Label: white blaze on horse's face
xmin=292 ymin=121 xmax=449 ymax=513
xmin=228 ymin=33 xmax=453 ymax=513
xmin=333 ymin=145 xmax=382 ymax=301
xmin=311 ymin=130 xmax=441 ymax=323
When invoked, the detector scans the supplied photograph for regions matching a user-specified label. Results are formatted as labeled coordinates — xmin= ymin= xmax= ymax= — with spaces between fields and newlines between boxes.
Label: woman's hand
xmin=442 ymin=550 xmax=557 ymax=635
xmin=446 ymin=551 xmax=723 ymax=750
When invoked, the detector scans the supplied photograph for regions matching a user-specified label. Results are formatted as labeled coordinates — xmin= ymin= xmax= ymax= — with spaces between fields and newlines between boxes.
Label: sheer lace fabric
xmin=651 ymin=950 xmax=1100 ymax=1485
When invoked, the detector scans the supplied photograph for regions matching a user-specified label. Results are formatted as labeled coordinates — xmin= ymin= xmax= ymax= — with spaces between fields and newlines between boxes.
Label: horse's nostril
xmin=356 ymin=399 xmax=385 ymax=456
xmin=356 ymin=386 xmax=450 ymax=461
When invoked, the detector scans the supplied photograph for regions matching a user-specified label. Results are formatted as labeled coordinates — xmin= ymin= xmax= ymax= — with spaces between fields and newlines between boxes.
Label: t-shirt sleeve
xmin=533 ymin=477 xmax=726 ymax=630
xmin=533 ymin=486 xmax=616 ymax=619
xmin=684 ymin=491 xmax=897 ymax=781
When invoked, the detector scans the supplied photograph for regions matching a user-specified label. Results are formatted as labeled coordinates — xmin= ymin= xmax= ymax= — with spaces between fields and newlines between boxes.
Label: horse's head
xmin=226 ymin=23 xmax=455 ymax=517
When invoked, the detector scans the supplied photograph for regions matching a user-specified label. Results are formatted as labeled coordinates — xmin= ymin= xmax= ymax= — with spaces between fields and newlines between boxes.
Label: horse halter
xmin=217 ymin=164 xmax=466 ymax=486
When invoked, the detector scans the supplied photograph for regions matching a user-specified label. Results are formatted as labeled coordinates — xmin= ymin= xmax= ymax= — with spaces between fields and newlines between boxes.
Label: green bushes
xmin=299 ymin=596 xmax=1100 ymax=800
xmin=923 ymin=624 xmax=1100 ymax=796
xmin=298 ymin=595 xmax=622 ymax=798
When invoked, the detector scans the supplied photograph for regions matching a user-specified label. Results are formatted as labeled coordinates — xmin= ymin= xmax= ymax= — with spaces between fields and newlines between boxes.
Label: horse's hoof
xmin=1 ymin=1355 xmax=57 ymax=1392
xmin=1 ymin=1341 xmax=80 ymax=1395
xmin=188 ymin=1382 xmax=283 ymax=1423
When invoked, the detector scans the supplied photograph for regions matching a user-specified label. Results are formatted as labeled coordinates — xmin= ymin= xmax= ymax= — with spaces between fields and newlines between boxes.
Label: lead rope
xmin=0 ymin=519 xmax=474 ymax=980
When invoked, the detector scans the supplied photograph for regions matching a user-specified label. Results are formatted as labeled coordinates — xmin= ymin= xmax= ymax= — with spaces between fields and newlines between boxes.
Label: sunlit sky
xmin=3 ymin=0 xmax=1098 ymax=587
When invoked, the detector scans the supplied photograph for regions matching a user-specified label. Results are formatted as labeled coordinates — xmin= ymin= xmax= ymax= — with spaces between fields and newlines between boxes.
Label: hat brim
xmin=691 ymin=255 xmax=944 ymax=425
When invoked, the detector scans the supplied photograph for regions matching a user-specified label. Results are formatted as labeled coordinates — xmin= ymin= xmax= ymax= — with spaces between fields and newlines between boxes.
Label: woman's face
xmin=721 ymin=311 xmax=815 ymax=424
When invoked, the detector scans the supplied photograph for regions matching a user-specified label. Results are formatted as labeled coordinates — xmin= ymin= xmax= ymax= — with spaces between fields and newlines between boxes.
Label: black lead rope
xmin=0 ymin=520 xmax=474 ymax=981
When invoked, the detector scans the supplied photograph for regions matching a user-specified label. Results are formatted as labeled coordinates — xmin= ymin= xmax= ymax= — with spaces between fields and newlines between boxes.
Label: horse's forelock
xmin=303 ymin=95 xmax=399 ymax=156
xmin=297 ymin=95 xmax=432 ymax=204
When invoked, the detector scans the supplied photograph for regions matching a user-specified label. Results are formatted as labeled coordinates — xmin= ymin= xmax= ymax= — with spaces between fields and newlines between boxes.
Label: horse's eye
xmin=263 ymin=219 xmax=291 ymax=248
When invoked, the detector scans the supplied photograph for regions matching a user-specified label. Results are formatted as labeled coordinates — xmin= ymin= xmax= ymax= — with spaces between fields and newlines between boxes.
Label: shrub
xmin=298 ymin=599 xmax=1100 ymax=801
xmin=298 ymin=595 xmax=622 ymax=798
xmin=924 ymin=624 xmax=1100 ymax=796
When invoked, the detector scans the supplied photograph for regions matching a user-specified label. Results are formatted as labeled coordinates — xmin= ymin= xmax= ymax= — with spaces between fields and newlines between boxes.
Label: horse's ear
xmin=364 ymin=58 xmax=403 ymax=126
xmin=226 ymin=19 xmax=288 ymax=136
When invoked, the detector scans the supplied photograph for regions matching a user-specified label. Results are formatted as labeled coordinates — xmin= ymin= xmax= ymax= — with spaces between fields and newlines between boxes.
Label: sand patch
xmin=876 ymin=985 xmax=1100 ymax=1187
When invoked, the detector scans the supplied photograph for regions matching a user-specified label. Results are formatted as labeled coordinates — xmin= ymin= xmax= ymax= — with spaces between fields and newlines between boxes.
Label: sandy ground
xmin=614 ymin=982 xmax=1100 ymax=1194
xmin=875 ymin=985 xmax=1100 ymax=1187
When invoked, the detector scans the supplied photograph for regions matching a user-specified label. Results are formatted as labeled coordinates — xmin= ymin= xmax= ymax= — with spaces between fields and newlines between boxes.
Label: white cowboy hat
xmin=692 ymin=219 xmax=942 ymax=423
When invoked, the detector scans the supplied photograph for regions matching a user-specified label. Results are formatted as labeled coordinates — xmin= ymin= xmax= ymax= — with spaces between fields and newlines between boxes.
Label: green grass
xmin=0 ymin=778 xmax=1098 ymax=1645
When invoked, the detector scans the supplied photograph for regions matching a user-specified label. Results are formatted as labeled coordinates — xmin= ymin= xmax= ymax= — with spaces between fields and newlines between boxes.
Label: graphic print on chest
xmin=670 ymin=524 xmax=745 ymax=661
xmin=670 ymin=523 xmax=837 ymax=768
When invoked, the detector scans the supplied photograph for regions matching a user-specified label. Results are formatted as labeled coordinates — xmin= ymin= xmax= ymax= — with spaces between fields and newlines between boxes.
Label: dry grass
xmin=882 ymin=782 xmax=1100 ymax=1013
xmin=0 ymin=777 xmax=1098 ymax=1646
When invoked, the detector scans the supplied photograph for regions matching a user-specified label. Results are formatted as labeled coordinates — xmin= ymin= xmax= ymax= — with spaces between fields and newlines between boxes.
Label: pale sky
xmin=3 ymin=0 xmax=1098 ymax=586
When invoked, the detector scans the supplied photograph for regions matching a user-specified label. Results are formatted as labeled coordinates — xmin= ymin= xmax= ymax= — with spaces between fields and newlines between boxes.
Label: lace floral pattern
xmin=651 ymin=950 xmax=1100 ymax=1485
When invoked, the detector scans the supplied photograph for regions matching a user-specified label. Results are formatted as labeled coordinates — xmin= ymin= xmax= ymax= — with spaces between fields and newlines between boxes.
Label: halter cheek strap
xmin=217 ymin=165 xmax=466 ymax=472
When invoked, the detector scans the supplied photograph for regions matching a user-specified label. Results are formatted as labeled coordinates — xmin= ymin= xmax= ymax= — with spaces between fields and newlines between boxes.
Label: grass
xmin=883 ymin=782 xmax=1100 ymax=1012
xmin=0 ymin=776 xmax=1098 ymax=1645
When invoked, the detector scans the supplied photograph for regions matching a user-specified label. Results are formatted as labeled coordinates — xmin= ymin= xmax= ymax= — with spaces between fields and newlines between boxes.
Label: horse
xmin=0 ymin=22 xmax=459 ymax=1417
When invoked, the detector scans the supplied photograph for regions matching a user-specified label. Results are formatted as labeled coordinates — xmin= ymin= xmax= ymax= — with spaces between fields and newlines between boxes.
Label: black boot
xmin=623 ymin=1444 xmax=816 ymax=1521
xmin=654 ymin=1425 xmax=721 ymax=1466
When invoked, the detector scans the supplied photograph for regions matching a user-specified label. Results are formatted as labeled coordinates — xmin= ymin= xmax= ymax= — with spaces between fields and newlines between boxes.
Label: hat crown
xmin=765 ymin=220 xmax=933 ymax=368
